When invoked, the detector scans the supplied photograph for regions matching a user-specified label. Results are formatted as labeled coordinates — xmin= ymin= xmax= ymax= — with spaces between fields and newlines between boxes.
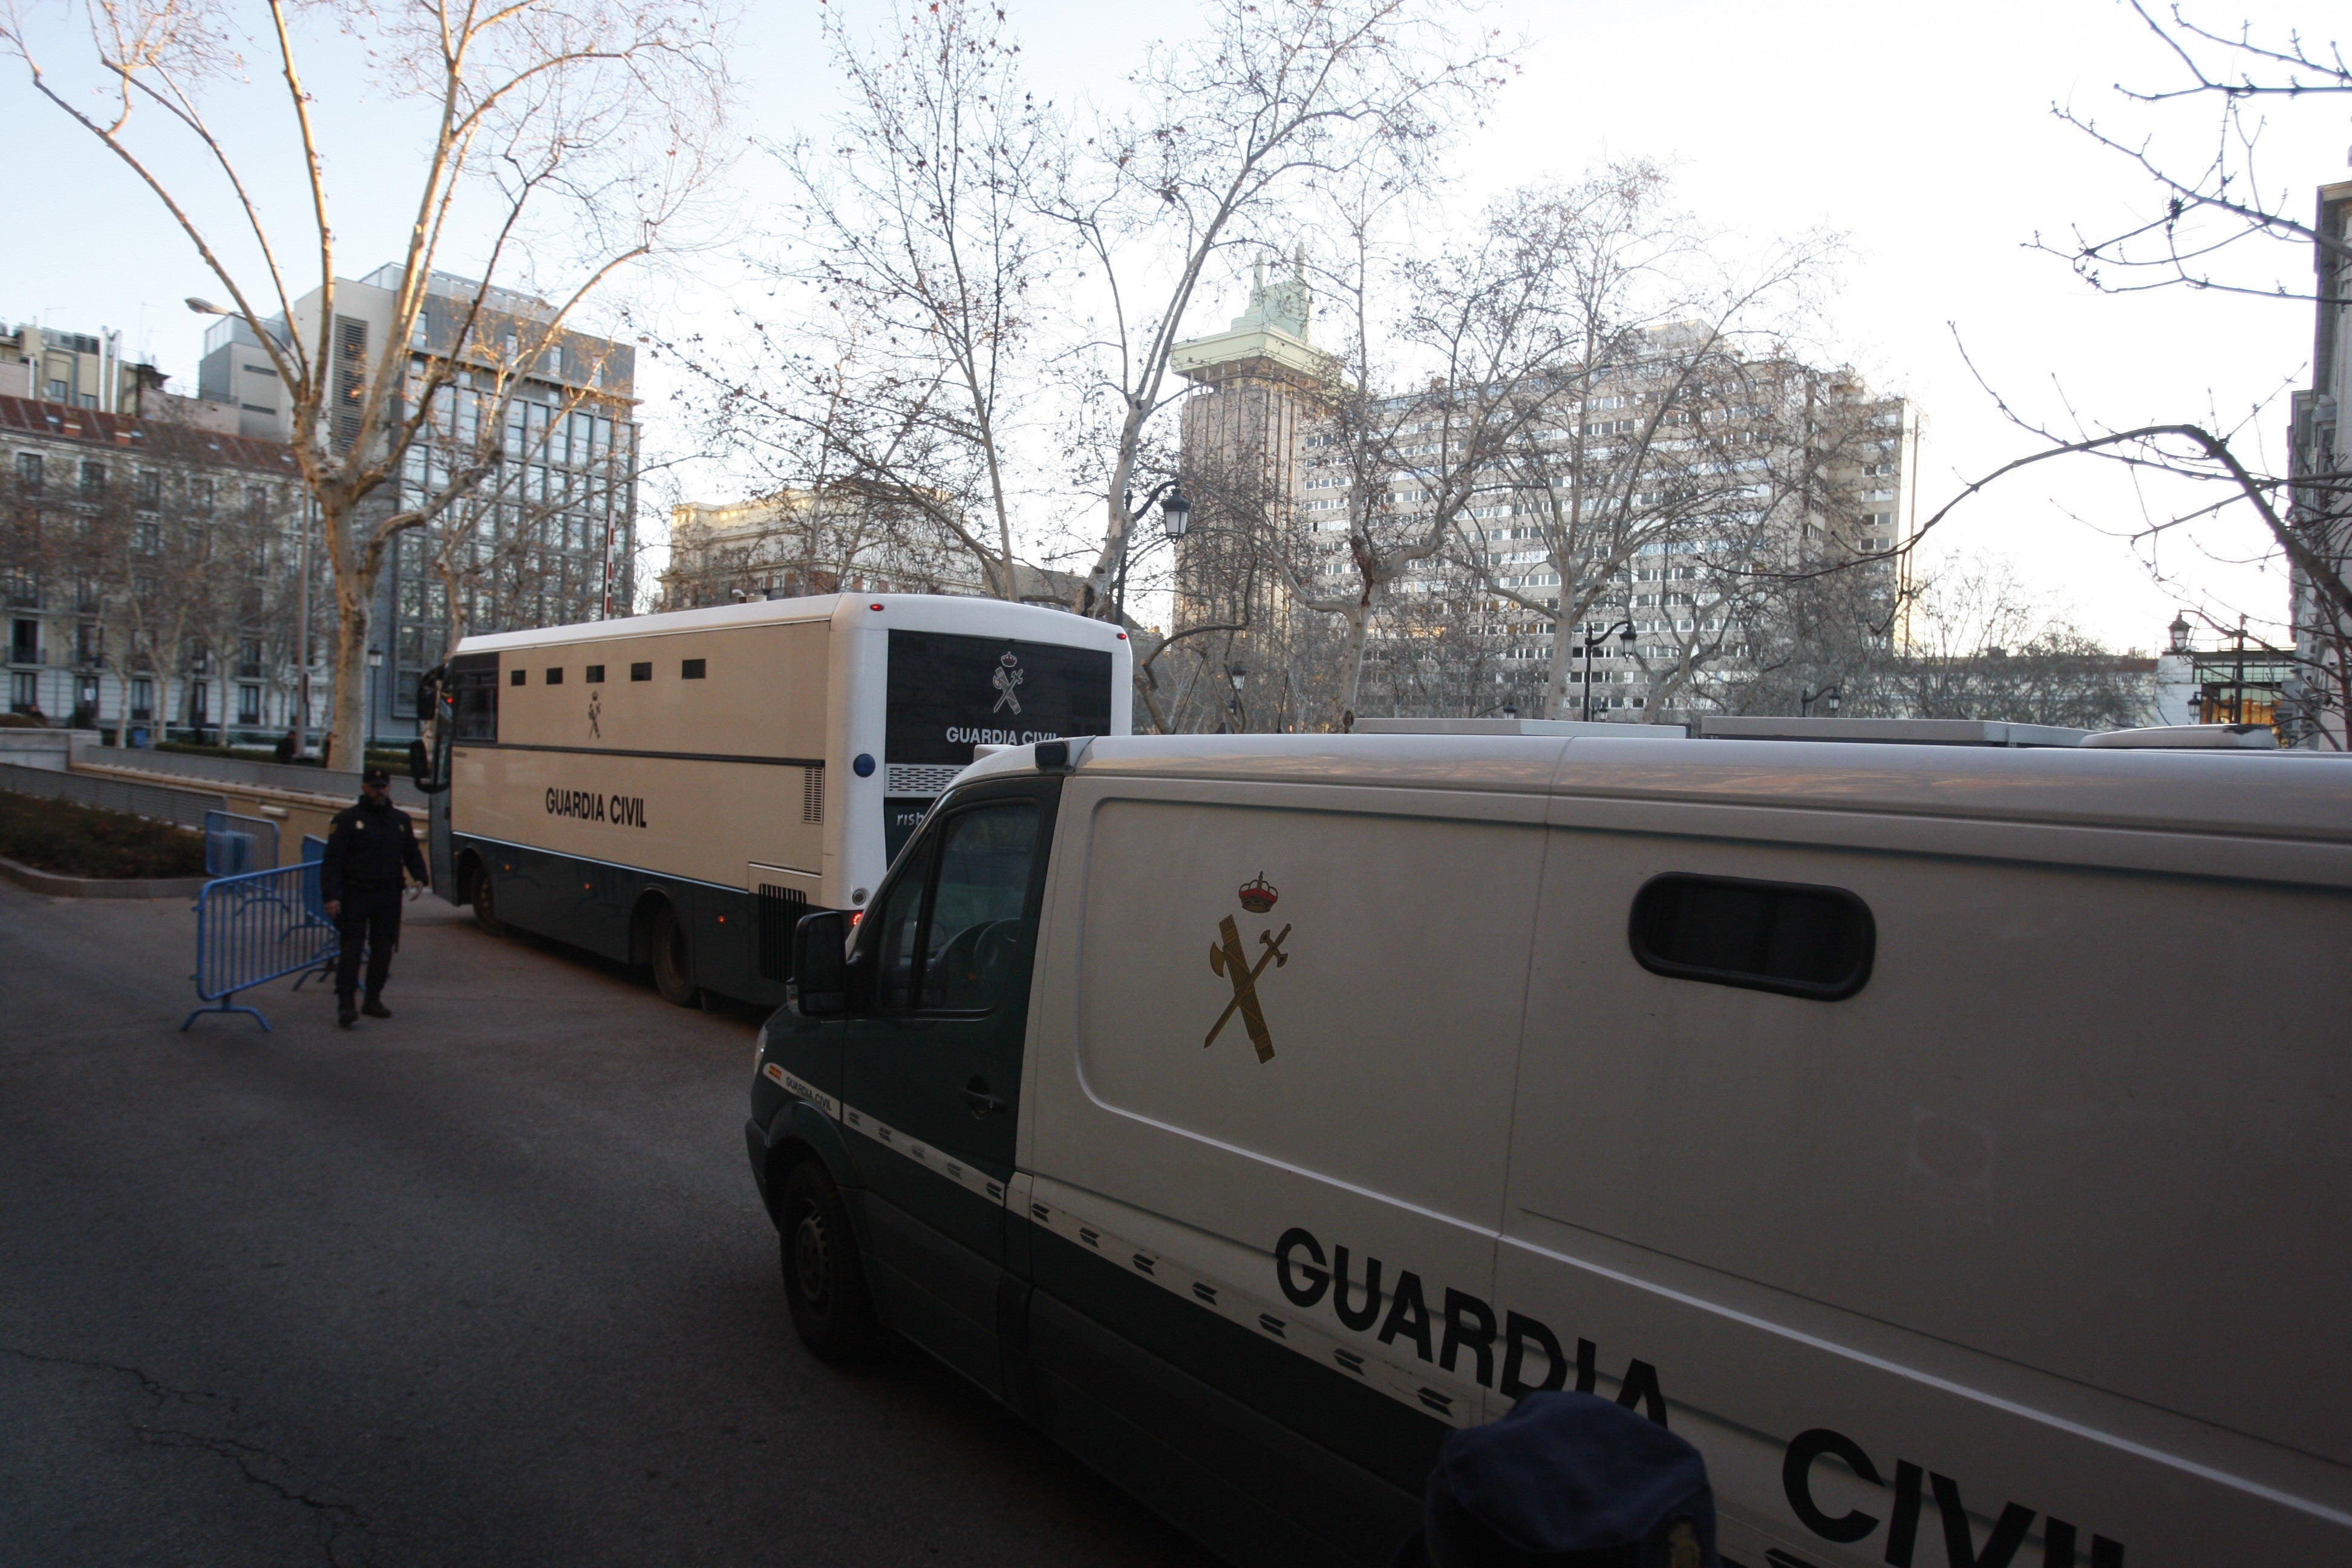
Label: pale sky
xmin=4 ymin=0 xmax=2341 ymax=652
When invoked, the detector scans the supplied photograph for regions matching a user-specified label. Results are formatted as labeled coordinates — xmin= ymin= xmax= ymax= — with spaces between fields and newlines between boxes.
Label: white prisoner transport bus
xmin=744 ymin=724 xmax=2352 ymax=1568
xmin=413 ymin=594 xmax=1129 ymax=1008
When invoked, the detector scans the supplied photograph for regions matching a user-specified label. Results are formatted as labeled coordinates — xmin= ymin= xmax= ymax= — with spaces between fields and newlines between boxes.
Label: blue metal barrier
xmin=183 ymin=857 xmax=340 ymax=1032
xmin=203 ymin=810 xmax=279 ymax=877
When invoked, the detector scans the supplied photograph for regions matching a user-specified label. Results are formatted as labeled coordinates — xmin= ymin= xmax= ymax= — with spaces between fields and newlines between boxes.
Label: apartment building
xmin=0 ymin=394 xmax=313 ymax=738
xmin=662 ymin=490 xmax=1088 ymax=610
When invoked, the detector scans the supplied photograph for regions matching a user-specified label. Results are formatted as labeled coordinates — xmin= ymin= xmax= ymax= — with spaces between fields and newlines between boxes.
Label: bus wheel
xmin=650 ymin=902 xmax=699 ymax=1007
xmin=470 ymin=861 xmax=508 ymax=938
xmin=778 ymin=1160 xmax=877 ymax=1362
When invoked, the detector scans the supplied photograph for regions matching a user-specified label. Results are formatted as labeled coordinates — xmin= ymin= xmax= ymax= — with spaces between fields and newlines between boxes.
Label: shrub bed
xmin=0 ymin=791 xmax=206 ymax=880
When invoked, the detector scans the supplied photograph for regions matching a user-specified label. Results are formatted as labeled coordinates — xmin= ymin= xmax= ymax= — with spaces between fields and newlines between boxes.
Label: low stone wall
xmin=0 ymin=728 xmax=101 ymax=773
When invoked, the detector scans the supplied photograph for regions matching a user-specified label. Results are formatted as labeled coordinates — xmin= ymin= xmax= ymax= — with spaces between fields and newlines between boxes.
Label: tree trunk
xmin=330 ymin=563 xmax=375 ymax=769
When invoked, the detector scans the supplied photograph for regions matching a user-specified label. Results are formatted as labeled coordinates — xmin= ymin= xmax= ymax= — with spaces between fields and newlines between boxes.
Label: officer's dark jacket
xmin=320 ymin=796 xmax=427 ymax=902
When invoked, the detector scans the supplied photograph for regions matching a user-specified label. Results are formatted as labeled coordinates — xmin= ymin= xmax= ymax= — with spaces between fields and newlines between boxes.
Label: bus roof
xmin=451 ymin=592 xmax=1126 ymax=656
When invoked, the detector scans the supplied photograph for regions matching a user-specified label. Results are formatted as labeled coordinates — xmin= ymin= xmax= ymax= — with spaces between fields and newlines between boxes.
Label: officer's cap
xmin=361 ymin=765 xmax=392 ymax=786
xmin=1395 ymin=1393 xmax=1720 ymax=1568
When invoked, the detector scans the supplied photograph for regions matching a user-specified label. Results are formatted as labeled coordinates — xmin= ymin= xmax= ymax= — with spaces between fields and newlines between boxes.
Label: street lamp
xmin=1228 ymin=664 xmax=1247 ymax=731
xmin=1580 ymin=621 xmax=1637 ymax=722
xmin=2167 ymin=612 xmax=2192 ymax=655
xmin=185 ymin=298 xmax=227 ymax=316
xmin=1160 ymin=482 xmax=1191 ymax=540
xmin=1801 ymin=682 xmax=1843 ymax=717
xmin=366 ymin=646 xmax=384 ymax=756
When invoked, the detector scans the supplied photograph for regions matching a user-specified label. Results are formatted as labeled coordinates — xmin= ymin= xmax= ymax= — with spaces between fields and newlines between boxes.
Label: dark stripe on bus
xmin=453 ymin=742 xmax=826 ymax=768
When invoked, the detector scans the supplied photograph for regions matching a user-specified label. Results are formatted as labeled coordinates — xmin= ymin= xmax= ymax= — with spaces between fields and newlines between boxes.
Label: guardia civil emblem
xmin=1206 ymin=872 xmax=1289 ymax=1063
xmin=991 ymin=652 xmax=1025 ymax=714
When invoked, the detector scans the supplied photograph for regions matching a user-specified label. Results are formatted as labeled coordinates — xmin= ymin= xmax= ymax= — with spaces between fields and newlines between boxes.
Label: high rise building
xmin=2286 ymin=180 xmax=2351 ymax=749
xmin=204 ymin=266 xmax=643 ymax=740
xmin=1168 ymin=264 xmax=1915 ymax=727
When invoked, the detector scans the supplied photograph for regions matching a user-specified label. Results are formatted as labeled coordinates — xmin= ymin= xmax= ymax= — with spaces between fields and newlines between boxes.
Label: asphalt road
xmin=0 ymin=882 xmax=1217 ymax=1568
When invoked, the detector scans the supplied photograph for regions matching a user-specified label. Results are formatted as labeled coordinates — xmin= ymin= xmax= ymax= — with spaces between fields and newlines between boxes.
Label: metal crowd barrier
xmin=203 ymin=810 xmax=281 ymax=877
xmin=183 ymin=852 xmax=339 ymax=1032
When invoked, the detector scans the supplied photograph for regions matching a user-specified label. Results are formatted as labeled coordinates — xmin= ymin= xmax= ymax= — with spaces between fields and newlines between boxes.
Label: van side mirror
xmin=791 ymin=909 xmax=852 ymax=1016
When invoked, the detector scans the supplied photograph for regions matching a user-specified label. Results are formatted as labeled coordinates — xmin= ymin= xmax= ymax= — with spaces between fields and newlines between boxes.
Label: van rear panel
xmin=1501 ymin=817 xmax=2352 ymax=1564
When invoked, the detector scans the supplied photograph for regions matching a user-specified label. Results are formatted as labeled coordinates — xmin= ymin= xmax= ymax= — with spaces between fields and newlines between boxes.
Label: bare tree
xmin=5 ymin=0 xmax=733 ymax=762
xmin=1928 ymin=3 xmax=2352 ymax=745
xmin=662 ymin=0 xmax=1045 ymax=603
xmin=1725 ymin=560 xmax=2151 ymax=730
xmin=1050 ymin=0 xmax=1511 ymax=620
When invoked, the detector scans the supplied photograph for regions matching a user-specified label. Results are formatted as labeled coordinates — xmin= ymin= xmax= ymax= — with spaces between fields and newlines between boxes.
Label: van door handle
xmin=963 ymin=1079 xmax=1007 ymax=1117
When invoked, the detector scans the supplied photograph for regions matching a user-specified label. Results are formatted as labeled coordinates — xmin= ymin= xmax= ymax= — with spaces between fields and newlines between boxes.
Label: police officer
xmin=320 ymin=764 xmax=428 ymax=1028
xmin=1391 ymin=1392 xmax=1719 ymax=1568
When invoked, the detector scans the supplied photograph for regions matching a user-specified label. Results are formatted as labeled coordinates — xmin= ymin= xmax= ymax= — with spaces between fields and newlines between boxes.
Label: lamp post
xmin=1800 ymin=682 xmax=1843 ymax=717
xmin=1580 ymin=621 xmax=1637 ymax=722
xmin=1227 ymin=663 xmax=1247 ymax=731
xmin=366 ymin=646 xmax=384 ymax=757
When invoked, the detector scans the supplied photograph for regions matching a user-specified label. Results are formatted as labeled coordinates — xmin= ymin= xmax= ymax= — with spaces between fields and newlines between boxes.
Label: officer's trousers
xmin=334 ymin=883 xmax=403 ymax=1001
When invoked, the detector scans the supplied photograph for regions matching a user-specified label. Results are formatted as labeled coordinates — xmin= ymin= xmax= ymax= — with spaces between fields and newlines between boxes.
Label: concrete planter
xmin=0 ymin=854 xmax=208 ymax=900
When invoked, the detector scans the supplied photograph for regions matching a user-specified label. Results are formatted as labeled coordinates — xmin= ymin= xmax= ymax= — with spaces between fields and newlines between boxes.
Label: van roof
xmin=971 ymin=733 xmax=2352 ymax=847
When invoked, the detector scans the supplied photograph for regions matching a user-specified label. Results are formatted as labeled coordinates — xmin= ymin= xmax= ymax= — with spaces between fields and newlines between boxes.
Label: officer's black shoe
xmin=337 ymin=1003 xmax=358 ymax=1028
xmin=361 ymin=997 xmax=392 ymax=1019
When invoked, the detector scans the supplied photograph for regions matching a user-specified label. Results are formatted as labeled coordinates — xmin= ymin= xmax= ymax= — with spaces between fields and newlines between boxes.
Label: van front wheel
xmin=778 ymin=1160 xmax=877 ymax=1363
xmin=650 ymin=903 xmax=698 ymax=1007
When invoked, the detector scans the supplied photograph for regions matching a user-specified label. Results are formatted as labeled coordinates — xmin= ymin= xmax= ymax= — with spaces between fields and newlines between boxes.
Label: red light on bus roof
xmin=1117 ymin=632 xmax=1128 ymax=639
xmin=870 ymin=603 xmax=884 ymax=611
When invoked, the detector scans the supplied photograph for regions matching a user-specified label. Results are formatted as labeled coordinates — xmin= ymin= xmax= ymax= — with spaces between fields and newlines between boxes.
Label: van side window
xmin=1627 ymin=873 xmax=1874 ymax=1001
xmin=918 ymin=803 xmax=1039 ymax=1012
xmin=870 ymin=838 xmax=934 ymax=1013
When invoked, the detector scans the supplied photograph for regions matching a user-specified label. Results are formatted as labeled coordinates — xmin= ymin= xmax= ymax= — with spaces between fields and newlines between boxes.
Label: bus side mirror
xmin=791 ymin=910 xmax=852 ymax=1016
xmin=407 ymin=738 xmax=446 ymax=794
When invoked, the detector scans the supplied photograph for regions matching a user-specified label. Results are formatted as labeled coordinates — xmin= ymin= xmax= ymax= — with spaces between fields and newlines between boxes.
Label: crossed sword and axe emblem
xmin=1206 ymin=915 xmax=1290 ymax=1063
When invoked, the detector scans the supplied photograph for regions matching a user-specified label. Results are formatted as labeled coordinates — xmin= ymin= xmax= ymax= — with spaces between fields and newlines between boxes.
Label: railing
xmin=182 ymin=851 xmax=338 ymax=1031
xmin=0 ymin=759 xmax=224 ymax=829
xmin=203 ymin=810 xmax=281 ymax=877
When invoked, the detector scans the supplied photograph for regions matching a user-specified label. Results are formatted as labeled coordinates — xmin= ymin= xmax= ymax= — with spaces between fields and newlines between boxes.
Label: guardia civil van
xmin=409 ymin=593 xmax=1128 ymax=1009
xmin=743 ymin=725 xmax=2352 ymax=1568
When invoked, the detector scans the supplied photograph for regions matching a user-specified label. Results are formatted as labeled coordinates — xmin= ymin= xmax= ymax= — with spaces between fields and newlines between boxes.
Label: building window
xmin=134 ymin=471 xmax=161 ymax=509
xmin=9 ymin=618 xmax=36 ymax=665
xmin=509 ymin=668 xmax=526 ymax=687
xmin=15 ymin=453 xmax=42 ymax=490
xmin=45 ymin=379 xmax=67 ymax=402
xmin=544 ymin=667 xmax=564 ymax=685
xmin=130 ymin=676 xmax=153 ymax=720
xmin=79 ymin=460 xmax=106 ymax=494
xmin=237 ymin=684 xmax=262 ymax=724
xmin=681 ymin=659 xmax=706 ymax=679
xmin=76 ymin=624 xmax=99 ymax=665
xmin=584 ymin=664 xmax=605 ymax=684
xmin=190 ymin=681 xmax=209 ymax=723
xmin=630 ymin=661 xmax=651 ymax=682
xmin=9 ymin=671 xmax=36 ymax=713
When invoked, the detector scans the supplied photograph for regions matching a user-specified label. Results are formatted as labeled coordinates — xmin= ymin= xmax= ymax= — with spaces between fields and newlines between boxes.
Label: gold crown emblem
xmin=1238 ymin=872 xmax=1279 ymax=914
